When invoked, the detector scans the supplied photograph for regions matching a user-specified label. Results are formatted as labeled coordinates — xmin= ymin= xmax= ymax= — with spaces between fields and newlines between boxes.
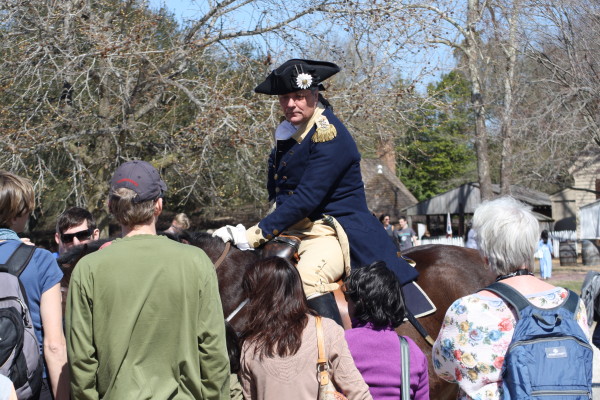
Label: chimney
xmin=376 ymin=136 xmax=396 ymax=174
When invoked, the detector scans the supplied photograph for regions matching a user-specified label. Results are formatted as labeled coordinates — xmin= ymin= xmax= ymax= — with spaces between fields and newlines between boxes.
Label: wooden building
xmin=550 ymin=154 xmax=600 ymax=234
xmin=403 ymin=182 xmax=553 ymax=236
xmin=360 ymin=158 xmax=418 ymax=220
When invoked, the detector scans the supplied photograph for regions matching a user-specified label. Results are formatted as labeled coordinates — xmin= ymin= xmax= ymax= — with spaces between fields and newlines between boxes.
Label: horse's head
xmin=56 ymin=238 xmax=113 ymax=270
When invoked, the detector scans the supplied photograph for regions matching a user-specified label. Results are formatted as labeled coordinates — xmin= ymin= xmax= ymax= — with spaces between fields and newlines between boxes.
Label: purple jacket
xmin=345 ymin=325 xmax=429 ymax=400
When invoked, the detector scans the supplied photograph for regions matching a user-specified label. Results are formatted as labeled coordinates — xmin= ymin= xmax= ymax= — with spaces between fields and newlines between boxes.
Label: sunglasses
xmin=60 ymin=228 xmax=92 ymax=244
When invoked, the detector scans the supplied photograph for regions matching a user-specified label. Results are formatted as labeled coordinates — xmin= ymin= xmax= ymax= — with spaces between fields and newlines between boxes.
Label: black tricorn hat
xmin=254 ymin=59 xmax=340 ymax=95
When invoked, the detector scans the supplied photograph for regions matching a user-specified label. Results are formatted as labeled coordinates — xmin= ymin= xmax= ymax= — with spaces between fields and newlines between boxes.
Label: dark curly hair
xmin=344 ymin=261 xmax=406 ymax=329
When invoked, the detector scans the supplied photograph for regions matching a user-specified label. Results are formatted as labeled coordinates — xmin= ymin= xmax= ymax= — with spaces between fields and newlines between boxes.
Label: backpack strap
xmin=398 ymin=335 xmax=410 ymax=400
xmin=0 ymin=243 xmax=36 ymax=277
xmin=484 ymin=282 xmax=581 ymax=315
xmin=562 ymin=290 xmax=580 ymax=314
xmin=484 ymin=282 xmax=531 ymax=312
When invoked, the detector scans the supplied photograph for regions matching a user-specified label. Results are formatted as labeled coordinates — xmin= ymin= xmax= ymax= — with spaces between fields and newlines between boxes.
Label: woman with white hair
xmin=431 ymin=196 xmax=590 ymax=399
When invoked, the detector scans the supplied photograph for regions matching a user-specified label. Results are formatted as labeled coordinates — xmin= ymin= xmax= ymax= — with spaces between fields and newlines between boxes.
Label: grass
xmin=553 ymin=280 xmax=584 ymax=293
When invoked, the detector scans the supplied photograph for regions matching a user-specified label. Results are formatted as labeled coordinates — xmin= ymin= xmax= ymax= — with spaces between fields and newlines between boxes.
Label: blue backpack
xmin=485 ymin=282 xmax=592 ymax=400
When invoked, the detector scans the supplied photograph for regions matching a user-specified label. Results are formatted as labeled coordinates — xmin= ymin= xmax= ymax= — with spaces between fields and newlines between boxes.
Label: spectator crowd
xmin=0 ymin=164 xmax=594 ymax=400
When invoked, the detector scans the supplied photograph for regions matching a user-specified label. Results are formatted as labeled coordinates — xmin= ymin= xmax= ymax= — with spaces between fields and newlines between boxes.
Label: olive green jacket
xmin=66 ymin=234 xmax=229 ymax=399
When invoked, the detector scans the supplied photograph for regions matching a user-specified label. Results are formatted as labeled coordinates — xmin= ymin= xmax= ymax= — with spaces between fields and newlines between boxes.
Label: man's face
xmin=399 ymin=218 xmax=407 ymax=229
xmin=278 ymin=89 xmax=318 ymax=125
xmin=55 ymin=221 xmax=100 ymax=254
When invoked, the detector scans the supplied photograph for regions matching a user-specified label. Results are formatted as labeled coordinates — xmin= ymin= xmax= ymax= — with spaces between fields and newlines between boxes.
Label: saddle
xmin=261 ymin=234 xmax=435 ymax=345
xmin=261 ymin=235 xmax=301 ymax=264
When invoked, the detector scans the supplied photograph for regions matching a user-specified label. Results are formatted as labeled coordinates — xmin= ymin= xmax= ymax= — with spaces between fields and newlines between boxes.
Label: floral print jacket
xmin=432 ymin=287 xmax=589 ymax=400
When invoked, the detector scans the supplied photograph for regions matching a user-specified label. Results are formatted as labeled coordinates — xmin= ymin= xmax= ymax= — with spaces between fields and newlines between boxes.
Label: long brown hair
xmin=240 ymin=257 xmax=311 ymax=359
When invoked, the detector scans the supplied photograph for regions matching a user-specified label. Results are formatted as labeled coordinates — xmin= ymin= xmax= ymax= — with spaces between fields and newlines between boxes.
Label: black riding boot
xmin=307 ymin=292 xmax=343 ymax=327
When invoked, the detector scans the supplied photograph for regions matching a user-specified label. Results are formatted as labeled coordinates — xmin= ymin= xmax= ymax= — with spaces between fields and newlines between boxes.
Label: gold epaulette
xmin=312 ymin=116 xmax=337 ymax=143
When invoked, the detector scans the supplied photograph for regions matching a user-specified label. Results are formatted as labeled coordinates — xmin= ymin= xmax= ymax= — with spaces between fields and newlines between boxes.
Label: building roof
xmin=403 ymin=182 xmax=551 ymax=216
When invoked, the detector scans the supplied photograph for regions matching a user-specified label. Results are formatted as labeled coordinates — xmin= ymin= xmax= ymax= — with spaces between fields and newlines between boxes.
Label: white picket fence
xmin=421 ymin=237 xmax=465 ymax=247
xmin=419 ymin=231 xmax=575 ymax=256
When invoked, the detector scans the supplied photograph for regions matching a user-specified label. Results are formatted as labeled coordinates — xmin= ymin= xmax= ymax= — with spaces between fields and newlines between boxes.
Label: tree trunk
xmin=467 ymin=0 xmax=494 ymax=200
xmin=499 ymin=0 xmax=519 ymax=196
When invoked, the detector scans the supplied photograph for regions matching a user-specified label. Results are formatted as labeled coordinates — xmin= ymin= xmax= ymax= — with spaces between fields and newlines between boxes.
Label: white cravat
xmin=274 ymin=120 xmax=298 ymax=140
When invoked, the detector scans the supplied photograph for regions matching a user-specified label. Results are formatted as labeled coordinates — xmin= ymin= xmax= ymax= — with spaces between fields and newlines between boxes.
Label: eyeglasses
xmin=60 ymin=228 xmax=92 ymax=244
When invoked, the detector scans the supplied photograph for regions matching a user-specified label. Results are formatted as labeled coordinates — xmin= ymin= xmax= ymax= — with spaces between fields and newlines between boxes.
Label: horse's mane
xmin=180 ymin=231 xmax=226 ymax=250
xmin=56 ymin=238 xmax=114 ymax=268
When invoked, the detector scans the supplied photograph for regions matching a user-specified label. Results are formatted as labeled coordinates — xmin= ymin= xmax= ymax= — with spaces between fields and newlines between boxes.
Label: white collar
xmin=275 ymin=120 xmax=298 ymax=140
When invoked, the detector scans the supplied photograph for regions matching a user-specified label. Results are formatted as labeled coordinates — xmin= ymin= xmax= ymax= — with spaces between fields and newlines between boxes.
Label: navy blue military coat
xmin=257 ymin=108 xmax=418 ymax=285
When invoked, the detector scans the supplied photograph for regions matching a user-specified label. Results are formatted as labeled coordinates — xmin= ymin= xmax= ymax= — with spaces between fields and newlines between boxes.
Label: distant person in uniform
xmin=213 ymin=59 xmax=421 ymax=324
xmin=395 ymin=216 xmax=418 ymax=252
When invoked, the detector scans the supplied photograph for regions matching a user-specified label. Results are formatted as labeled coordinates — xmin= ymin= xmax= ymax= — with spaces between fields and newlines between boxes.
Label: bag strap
xmin=315 ymin=316 xmax=331 ymax=387
xmin=484 ymin=282 xmax=531 ymax=313
xmin=562 ymin=290 xmax=581 ymax=314
xmin=0 ymin=243 xmax=35 ymax=276
xmin=399 ymin=335 xmax=410 ymax=400
xmin=485 ymin=282 xmax=580 ymax=315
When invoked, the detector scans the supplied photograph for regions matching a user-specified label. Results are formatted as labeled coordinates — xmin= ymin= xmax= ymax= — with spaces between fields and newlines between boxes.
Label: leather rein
xmin=213 ymin=236 xmax=301 ymax=323
xmin=212 ymin=241 xmax=248 ymax=323
xmin=214 ymin=241 xmax=231 ymax=270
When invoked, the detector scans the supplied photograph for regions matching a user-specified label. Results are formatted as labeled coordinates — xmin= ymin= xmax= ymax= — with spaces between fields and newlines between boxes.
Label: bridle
xmin=214 ymin=236 xmax=301 ymax=324
xmin=212 ymin=241 xmax=249 ymax=323
xmin=214 ymin=241 xmax=231 ymax=269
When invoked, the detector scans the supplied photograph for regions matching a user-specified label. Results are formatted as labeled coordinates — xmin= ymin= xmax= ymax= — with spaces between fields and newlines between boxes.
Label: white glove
xmin=212 ymin=224 xmax=252 ymax=251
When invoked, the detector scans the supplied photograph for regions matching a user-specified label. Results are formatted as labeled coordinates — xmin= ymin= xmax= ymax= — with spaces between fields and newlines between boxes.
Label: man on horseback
xmin=214 ymin=59 xmax=423 ymax=324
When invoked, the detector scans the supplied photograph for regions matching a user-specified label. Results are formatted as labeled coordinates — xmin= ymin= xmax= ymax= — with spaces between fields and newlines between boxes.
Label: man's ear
xmin=92 ymin=229 xmax=100 ymax=240
xmin=54 ymin=232 xmax=61 ymax=245
xmin=154 ymin=198 xmax=163 ymax=216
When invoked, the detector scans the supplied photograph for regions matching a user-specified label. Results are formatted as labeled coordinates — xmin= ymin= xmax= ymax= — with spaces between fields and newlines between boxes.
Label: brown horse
xmin=181 ymin=231 xmax=259 ymax=331
xmin=398 ymin=244 xmax=495 ymax=400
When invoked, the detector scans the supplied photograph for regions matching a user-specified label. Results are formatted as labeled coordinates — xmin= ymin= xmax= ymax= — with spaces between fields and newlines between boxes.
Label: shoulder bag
xmin=316 ymin=316 xmax=348 ymax=400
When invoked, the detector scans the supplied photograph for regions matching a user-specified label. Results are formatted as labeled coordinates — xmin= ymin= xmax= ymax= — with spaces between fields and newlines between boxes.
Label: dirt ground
xmin=542 ymin=257 xmax=597 ymax=288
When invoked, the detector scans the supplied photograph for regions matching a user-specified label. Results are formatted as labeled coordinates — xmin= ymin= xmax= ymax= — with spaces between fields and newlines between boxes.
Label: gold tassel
xmin=312 ymin=116 xmax=337 ymax=143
